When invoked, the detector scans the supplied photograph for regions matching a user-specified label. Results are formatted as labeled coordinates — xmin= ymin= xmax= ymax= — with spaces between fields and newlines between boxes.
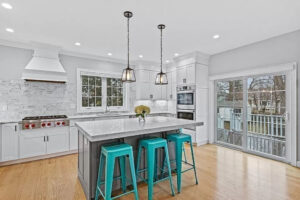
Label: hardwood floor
xmin=0 ymin=144 xmax=300 ymax=200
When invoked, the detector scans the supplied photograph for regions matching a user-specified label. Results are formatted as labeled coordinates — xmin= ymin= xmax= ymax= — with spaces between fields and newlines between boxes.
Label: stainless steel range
xmin=22 ymin=115 xmax=69 ymax=130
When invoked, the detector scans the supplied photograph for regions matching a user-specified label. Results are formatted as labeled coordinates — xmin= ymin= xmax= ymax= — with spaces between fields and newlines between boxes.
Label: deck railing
xmin=217 ymin=113 xmax=286 ymax=158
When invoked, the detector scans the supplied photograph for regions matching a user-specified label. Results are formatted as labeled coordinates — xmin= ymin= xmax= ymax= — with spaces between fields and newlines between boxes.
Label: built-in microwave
xmin=177 ymin=85 xmax=195 ymax=110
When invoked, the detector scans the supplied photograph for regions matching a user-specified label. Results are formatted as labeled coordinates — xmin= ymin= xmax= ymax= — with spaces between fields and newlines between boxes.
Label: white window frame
xmin=77 ymin=68 xmax=129 ymax=113
xmin=208 ymin=62 xmax=297 ymax=166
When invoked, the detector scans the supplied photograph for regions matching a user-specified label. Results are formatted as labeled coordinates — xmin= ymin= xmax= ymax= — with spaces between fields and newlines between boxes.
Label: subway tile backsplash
xmin=0 ymin=80 xmax=77 ymax=120
xmin=0 ymin=80 xmax=169 ymax=120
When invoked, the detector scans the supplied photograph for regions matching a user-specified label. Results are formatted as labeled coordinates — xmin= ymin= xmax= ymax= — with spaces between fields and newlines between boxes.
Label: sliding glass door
xmin=215 ymin=73 xmax=289 ymax=161
xmin=216 ymin=79 xmax=243 ymax=148
xmin=247 ymin=75 xmax=287 ymax=158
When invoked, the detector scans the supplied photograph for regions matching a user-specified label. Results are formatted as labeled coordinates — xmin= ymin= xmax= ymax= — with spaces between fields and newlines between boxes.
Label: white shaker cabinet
xmin=176 ymin=67 xmax=186 ymax=85
xmin=20 ymin=130 xmax=46 ymax=158
xmin=0 ymin=123 xmax=19 ymax=161
xmin=20 ymin=127 xmax=69 ymax=158
xmin=136 ymin=82 xmax=151 ymax=100
xmin=176 ymin=64 xmax=195 ymax=85
xmin=69 ymin=126 xmax=79 ymax=150
xmin=166 ymin=70 xmax=177 ymax=100
xmin=135 ymin=69 xmax=167 ymax=100
xmin=46 ymin=127 xmax=69 ymax=154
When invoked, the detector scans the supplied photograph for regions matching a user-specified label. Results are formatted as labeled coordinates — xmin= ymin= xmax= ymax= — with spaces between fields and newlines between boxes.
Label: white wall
xmin=0 ymin=45 xmax=169 ymax=118
xmin=209 ymin=29 xmax=300 ymax=160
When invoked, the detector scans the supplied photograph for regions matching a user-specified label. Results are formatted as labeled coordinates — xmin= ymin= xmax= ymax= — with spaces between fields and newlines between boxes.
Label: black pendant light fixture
xmin=121 ymin=11 xmax=136 ymax=82
xmin=155 ymin=24 xmax=168 ymax=85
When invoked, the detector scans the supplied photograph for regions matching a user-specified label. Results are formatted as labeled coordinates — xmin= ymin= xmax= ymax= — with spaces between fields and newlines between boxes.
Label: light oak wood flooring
xmin=0 ymin=144 xmax=300 ymax=200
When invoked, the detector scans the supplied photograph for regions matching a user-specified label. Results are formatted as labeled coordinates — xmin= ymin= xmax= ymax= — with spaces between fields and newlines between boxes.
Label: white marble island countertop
xmin=75 ymin=116 xmax=203 ymax=142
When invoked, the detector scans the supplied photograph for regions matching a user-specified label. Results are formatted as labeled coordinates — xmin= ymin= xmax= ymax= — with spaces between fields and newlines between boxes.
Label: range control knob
xmin=41 ymin=123 xmax=46 ymax=127
xmin=56 ymin=122 xmax=61 ymax=125
xmin=31 ymin=124 xmax=36 ymax=128
xmin=47 ymin=122 xmax=51 ymax=126
xmin=62 ymin=122 xmax=65 ymax=125
xmin=25 ymin=124 xmax=30 ymax=128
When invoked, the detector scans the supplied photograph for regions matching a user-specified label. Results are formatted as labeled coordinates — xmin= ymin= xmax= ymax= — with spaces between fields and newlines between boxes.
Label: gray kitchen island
xmin=75 ymin=116 xmax=203 ymax=200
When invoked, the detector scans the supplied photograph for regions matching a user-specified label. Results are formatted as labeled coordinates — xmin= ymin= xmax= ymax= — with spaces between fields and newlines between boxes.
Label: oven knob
xmin=31 ymin=124 xmax=36 ymax=128
xmin=41 ymin=123 xmax=46 ymax=127
xmin=47 ymin=122 xmax=51 ymax=126
xmin=62 ymin=122 xmax=65 ymax=125
xmin=56 ymin=122 xmax=61 ymax=125
xmin=25 ymin=124 xmax=30 ymax=128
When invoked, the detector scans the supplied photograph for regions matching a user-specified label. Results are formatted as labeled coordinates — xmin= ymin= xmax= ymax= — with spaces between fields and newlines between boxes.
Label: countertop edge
xmin=76 ymin=121 xmax=203 ymax=142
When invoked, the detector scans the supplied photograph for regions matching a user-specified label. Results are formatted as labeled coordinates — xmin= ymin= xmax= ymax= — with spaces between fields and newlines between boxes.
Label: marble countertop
xmin=68 ymin=111 xmax=175 ymax=120
xmin=0 ymin=118 xmax=22 ymax=124
xmin=0 ymin=111 xmax=176 ymax=124
xmin=75 ymin=116 xmax=203 ymax=142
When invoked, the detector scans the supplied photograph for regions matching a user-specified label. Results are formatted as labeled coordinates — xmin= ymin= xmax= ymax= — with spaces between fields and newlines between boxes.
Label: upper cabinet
xmin=166 ymin=70 xmax=176 ymax=100
xmin=135 ymin=69 xmax=168 ymax=100
xmin=176 ymin=63 xmax=208 ymax=88
xmin=176 ymin=64 xmax=195 ymax=85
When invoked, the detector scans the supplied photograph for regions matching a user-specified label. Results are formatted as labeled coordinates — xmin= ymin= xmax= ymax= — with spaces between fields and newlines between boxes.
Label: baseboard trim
xmin=297 ymin=161 xmax=300 ymax=168
xmin=196 ymin=139 xmax=208 ymax=146
xmin=0 ymin=149 xmax=78 ymax=167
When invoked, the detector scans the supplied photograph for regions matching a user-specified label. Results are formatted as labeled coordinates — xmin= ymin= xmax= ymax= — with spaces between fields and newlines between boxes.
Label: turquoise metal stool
xmin=162 ymin=131 xmax=198 ymax=193
xmin=136 ymin=138 xmax=175 ymax=200
xmin=95 ymin=143 xmax=139 ymax=200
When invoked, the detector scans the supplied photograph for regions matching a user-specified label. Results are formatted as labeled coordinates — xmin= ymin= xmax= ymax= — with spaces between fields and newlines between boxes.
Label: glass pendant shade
xmin=121 ymin=11 xmax=136 ymax=83
xmin=155 ymin=72 xmax=168 ymax=85
xmin=121 ymin=67 xmax=136 ymax=82
xmin=155 ymin=24 xmax=168 ymax=85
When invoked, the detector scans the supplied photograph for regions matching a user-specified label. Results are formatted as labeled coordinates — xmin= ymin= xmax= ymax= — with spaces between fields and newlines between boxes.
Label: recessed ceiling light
xmin=166 ymin=60 xmax=170 ymax=63
xmin=213 ymin=34 xmax=220 ymax=39
xmin=1 ymin=2 xmax=13 ymax=10
xmin=107 ymin=52 xmax=112 ymax=56
xmin=174 ymin=53 xmax=179 ymax=57
xmin=74 ymin=42 xmax=81 ymax=46
xmin=138 ymin=54 xmax=143 ymax=58
xmin=5 ymin=28 xmax=14 ymax=33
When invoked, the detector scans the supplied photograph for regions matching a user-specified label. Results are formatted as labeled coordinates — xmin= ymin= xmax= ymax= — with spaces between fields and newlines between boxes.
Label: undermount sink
xmin=96 ymin=112 xmax=124 ymax=117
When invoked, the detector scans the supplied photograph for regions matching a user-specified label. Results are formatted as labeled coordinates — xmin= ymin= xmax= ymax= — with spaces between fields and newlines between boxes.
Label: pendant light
xmin=121 ymin=11 xmax=136 ymax=83
xmin=155 ymin=24 xmax=168 ymax=85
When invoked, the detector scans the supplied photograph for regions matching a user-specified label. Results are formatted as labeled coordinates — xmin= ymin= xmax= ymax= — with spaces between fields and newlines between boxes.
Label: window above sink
xmin=77 ymin=68 xmax=129 ymax=113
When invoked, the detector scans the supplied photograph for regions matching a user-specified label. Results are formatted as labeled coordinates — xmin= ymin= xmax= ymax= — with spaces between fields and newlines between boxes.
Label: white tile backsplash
xmin=0 ymin=80 xmax=171 ymax=120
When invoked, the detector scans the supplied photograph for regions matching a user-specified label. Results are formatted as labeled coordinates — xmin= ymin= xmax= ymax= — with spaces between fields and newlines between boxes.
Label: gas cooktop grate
xmin=23 ymin=115 xmax=68 ymax=120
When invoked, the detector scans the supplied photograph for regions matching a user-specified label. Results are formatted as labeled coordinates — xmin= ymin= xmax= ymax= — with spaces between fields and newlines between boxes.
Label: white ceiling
xmin=0 ymin=0 xmax=300 ymax=62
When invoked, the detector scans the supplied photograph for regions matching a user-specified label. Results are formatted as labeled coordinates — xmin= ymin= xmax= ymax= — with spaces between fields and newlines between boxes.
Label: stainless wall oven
xmin=177 ymin=85 xmax=195 ymax=110
xmin=177 ymin=109 xmax=196 ymax=130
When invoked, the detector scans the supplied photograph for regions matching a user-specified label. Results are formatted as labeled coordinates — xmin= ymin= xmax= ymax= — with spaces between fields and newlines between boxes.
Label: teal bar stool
xmin=136 ymin=138 xmax=175 ymax=200
xmin=162 ymin=130 xmax=198 ymax=193
xmin=95 ymin=143 xmax=139 ymax=200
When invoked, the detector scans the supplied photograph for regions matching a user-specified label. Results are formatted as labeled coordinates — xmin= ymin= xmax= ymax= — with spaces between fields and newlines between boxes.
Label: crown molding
xmin=173 ymin=51 xmax=210 ymax=66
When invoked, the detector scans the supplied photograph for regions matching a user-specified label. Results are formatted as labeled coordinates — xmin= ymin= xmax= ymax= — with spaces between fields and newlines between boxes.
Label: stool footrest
xmin=153 ymin=176 xmax=172 ymax=185
xmin=112 ymin=190 xmax=135 ymax=200
xmin=97 ymin=186 xmax=136 ymax=200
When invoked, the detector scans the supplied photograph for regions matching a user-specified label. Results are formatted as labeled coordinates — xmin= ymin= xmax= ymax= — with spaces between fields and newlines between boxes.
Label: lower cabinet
xmin=20 ymin=130 xmax=46 ymax=158
xmin=20 ymin=127 xmax=69 ymax=159
xmin=47 ymin=127 xmax=69 ymax=154
xmin=1 ymin=123 xmax=19 ymax=161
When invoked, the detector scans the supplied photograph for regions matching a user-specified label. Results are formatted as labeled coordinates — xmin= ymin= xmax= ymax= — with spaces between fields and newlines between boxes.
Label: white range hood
xmin=22 ymin=43 xmax=67 ymax=83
